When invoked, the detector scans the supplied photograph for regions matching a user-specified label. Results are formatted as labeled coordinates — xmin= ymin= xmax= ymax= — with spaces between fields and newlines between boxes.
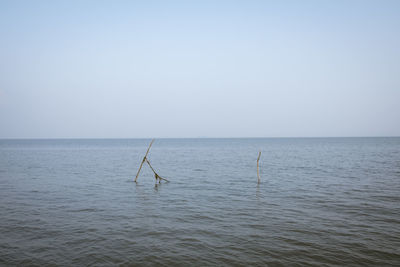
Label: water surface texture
xmin=0 ymin=138 xmax=399 ymax=266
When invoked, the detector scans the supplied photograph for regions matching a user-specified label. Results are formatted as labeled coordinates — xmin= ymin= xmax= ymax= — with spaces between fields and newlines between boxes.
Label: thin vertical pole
xmin=134 ymin=139 xmax=155 ymax=182
xmin=257 ymin=151 xmax=261 ymax=183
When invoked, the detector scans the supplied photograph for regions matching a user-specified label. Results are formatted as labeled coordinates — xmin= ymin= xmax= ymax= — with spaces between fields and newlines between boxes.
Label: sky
xmin=0 ymin=0 xmax=399 ymax=138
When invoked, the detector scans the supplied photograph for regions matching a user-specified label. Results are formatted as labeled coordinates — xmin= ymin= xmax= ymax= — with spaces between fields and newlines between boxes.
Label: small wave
xmin=68 ymin=208 xmax=100 ymax=213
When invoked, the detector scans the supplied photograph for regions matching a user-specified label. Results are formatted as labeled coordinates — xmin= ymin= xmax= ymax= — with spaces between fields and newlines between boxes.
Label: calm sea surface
xmin=0 ymin=138 xmax=399 ymax=266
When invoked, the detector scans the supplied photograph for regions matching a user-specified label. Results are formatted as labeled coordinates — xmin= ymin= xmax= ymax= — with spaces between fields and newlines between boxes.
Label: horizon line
xmin=0 ymin=136 xmax=399 ymax=140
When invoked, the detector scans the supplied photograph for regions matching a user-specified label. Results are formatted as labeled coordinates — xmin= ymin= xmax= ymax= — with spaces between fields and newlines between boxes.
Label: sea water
xmin=0 ymin=138 xmax=399 ymax=265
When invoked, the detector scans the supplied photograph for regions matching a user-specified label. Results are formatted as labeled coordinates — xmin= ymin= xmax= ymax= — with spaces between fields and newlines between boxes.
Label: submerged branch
xmin=145 ymin=158 xmax=169 ymax=182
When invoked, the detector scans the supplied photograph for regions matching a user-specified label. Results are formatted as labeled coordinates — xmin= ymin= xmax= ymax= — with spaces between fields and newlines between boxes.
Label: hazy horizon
xmin=1 ymin=135 xmax=399 ymax=140
xmin=1 ymin=0 xmax=399 ymax=139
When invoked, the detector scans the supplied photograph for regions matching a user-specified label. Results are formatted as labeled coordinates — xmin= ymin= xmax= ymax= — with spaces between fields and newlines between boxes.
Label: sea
xmin=0 ymin=138 xmax=399 ymax=266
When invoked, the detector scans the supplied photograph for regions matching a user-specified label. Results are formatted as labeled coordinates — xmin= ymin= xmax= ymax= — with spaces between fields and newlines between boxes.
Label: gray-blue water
xmin=0 ymin=138 xmax=399 ymax=266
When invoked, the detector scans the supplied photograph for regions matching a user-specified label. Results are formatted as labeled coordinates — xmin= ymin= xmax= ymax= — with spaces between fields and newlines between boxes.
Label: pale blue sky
xmin=0 ymin=0 xmax=399 ymax=138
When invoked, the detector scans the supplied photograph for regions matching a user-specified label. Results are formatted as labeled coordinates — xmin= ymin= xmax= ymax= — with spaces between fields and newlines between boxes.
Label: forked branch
xmin=134 ymin=139 xmax=168 ymax=184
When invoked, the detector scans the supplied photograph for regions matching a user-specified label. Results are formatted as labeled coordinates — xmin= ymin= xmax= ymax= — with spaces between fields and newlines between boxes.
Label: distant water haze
xmin=0 ymin=0 xmax=400 ymax=138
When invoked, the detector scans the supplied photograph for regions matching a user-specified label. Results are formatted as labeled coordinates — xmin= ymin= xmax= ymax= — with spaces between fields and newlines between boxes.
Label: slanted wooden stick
xmin=257 ymin=151 xmax=261 ymax=183
xmin=145 ymin=158 xmax=169 ymax=183
xmin=134 ymin=139 xmax=155 ymax=182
